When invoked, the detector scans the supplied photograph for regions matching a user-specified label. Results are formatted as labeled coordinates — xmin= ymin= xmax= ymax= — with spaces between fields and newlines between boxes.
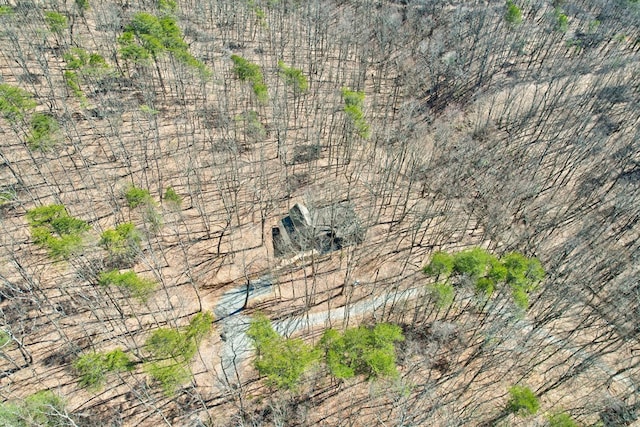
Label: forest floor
xmin=0 ymin=0 xmax=639 ymax=425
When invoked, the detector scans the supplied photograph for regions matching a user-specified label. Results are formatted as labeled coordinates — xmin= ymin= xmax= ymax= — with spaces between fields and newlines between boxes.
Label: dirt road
xmin=213 ymin=278 xmax=637 ymax=398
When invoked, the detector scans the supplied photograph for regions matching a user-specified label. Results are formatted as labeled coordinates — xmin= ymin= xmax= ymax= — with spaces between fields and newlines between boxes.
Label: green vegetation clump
xmin=278 ymin=61 xmax=308 ymax=92
xmin=27 ymin=113 xmax=60 ymax=151
xmin=423 ymin=251 xmax=454 ymax=277
xmin=0 ymin=85 xmax=59 ymax=151
xmin=429 ymin=282 xmax=455 ymax=308
xmin=252 ymin=82 xmax=268 ymax=102
xmin=163 ymin=187 xmax=182 ymax=205
xmin=230 ymin=55 xmax=262 ymax=82
xmin=145 ymin=362 xmax=190 ymax=395
xmin=75 ymin=312 xmax=214 ymax=395
xmin=158 ymin=0 xmax=177 ymax=13
xmin=422 ymin=248 xmax=544 ymax=310
xmin=510 ymin=286 xmax=529 ymax=310
xmin=44 ymin=11 xmax=68 ymax=34
xmin=0 ymin=84 xmax=36 ymax=122
xmin=64 ymin=48 xmax=109 ymax=72
xmin=320 ymin=323 xmax=404 ymax=380
xmin=99 ymin=222 xmax=140 ymax=253
xmin=74 ymin=353 xmax=106 ymax=388
xmin=0 ymin=390 xmax=68 ymax=427
xmin=258 ymin=337 xmax=319 ymax=390
xmin=125 ymin=186 xmax=152 ymax=208
xmin=147 ymin=328 xmax=195 ymax=361
xmin=74 ymin=349 xmax=134 ymax=390
xmin=487 ymin=257 xmax=508 ymax=282
xmin=75 ymin=0 xmax=90 ymax=11
xmin=247 ymin=314 xmax=319 ymax=390
xmin=0 ymin=330 xmax=10 ymax=347
xmin=26 ymin=204 xmax=89 ymax=259
xmin=124 ymin=186 xmax=160 ymax=233
xmin=185 ymin=311 xmax=214 ymax=343
xmin=453 ymin=247 xmax=493 ymax=278
xmin=63 ymin=48 xmax=110 ymax=103
xmin=98 ymin=270 xmax=156 ymax=301
xmin=118 ymin=12 xmax=208 ymax=75
xmin=144 ymin=311 xmax=214 ymax=394
xmin=140 ymin=104 xmax=159 ymax=115
xmin=555 ymin=10 xmax=569 ymax=33
xmin=547 ymin=412 xmax=579 ymax=427
xmin=0 ymin=84 xmax=60 ymax=150
xmin=0 ymin=187 xmax=17 ymax=208
xmin=505 ymin=1 xmax=523 ymax=26
xmin=231 ymin=55 xmax=268 ymax=102
xmin=146 ymin=311 xmax=214 ymax=363
xmin=120 ymin=13 xmax=180 ymax=59
xmin=341 ymin=88 xmax=370 ymax=139
xmin=64 ymin=70 xmax=84 ymax=100
xmin=506 ymin=385 xmax=539 ymax=416
xmin=502 ymin=252 xmax=545 ymax=290
xmin=247 ymin=313 xmax=279 ymax=348
xmin=475 ymin=277 xmax=495 ymax=297
xmin=99 ymin=222 xmax=141 ymax=266
xmin=118 ymin=31 xmax=150 ymax=63
xmin=0 ymin=5 xmax=14 ymax=16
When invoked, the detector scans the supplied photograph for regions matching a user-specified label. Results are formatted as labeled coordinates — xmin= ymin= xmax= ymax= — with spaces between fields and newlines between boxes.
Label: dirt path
xmin=213 ymin=279 xmax=637 ymax=397
xmin=214 ymin=276 xmax=273 ymax=383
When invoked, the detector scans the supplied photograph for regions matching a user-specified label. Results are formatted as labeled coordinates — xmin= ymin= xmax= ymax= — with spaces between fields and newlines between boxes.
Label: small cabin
xmin=272 ymin=202 xmax=364 ymax=257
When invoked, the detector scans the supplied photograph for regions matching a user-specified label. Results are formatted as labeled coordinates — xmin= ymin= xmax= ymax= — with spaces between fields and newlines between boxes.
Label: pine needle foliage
xmin=0 ymin=391 xmax=68 ymax=427
xmin=0 ymin=84 xmax=36 ymax=122
xmin=429 ymin=282 xmax=455 ymax=308
xmin=341 ymin=88 xmax=370 ymax=139
xmin=278 ymin=60 xmax=308 ymax=92
xmin=0 ymin=5 xmax=14 ymax=16
xmin=98 ymin=270 xmax=156 ymax=301
xmin=422 ymin=251 xmax=454 ymax=278
xmin=231 ymin=55 xmax=268 ymax=102
xmin=99 ymin=222 xmax=141 ymax=267
xmin=422 ymin=248 xmax=545 ymax=310
xmin=74 ymin=349 xmax=134 ymax=390
xmin=320 ymin=323 xmax=404 ymax=380
xmin=163 ymin=187 xmax=182 ymax=205
xmin=505 ymin=1 xmax=523 ymax=26
xmin=125 ymin=186 xmax=152 ymax=208
xmin=26 ymin=204 xmax=89 ymax=259
xmin=145 ymin=362 xmax=190 ymax=395
xmin=27 ymin=113 xmax=60 ymax=151
xmin=144 ymin=311 xmax=214 ymax=394
xmin=248 ymin=314 xmax=319 ymax=390
xmin=506 ymin=385 xmax=539 ymax=416
xmin=547 ymin=412 xmax=579 ymax=427
xmin=118 ymin=12 xmax=208 ymax=75
xmin=44 ymin=11 xmax=67 ymax=34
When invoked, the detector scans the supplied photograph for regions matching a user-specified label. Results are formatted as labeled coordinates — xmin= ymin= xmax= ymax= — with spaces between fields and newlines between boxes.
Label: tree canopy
xmin=247 ymin=314 xmax=319 ymax=390
xmin=423 ymin=248 xmax=545 ymax=310
xmin=320 ymin=323 xmax=404 ymax=380
xmin=26 ymin=205 xmax=89 ymax=259
xmin=506 ymin=385 xmax=540 ymax=416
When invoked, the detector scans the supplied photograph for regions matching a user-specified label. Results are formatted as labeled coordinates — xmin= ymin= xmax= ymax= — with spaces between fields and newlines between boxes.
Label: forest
xmin=0 ymin=0 xmax=639 ymax=425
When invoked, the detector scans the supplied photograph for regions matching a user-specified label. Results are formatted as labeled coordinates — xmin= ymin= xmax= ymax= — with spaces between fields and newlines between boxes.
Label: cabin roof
xmin=272 ymin=202 xmax=364 ymax=257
